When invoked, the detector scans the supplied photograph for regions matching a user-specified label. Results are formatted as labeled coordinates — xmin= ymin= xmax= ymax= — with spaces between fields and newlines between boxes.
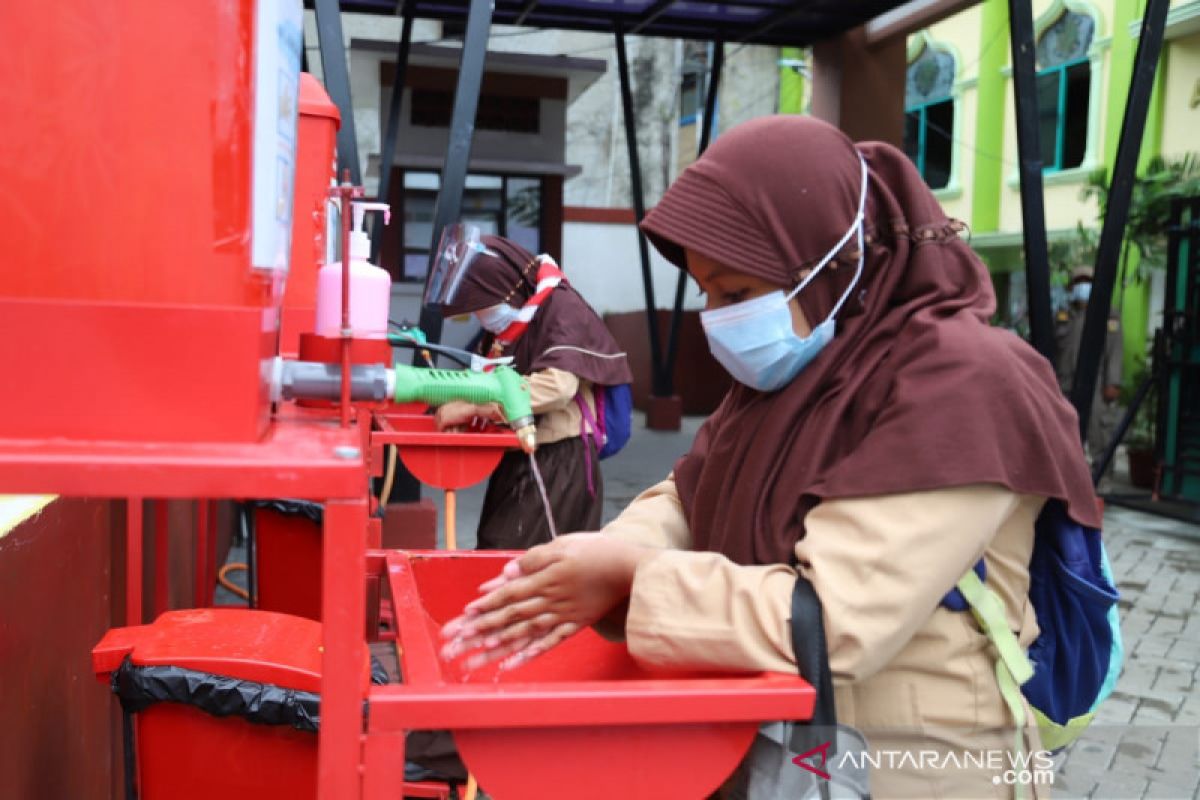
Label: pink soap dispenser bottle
xmin=315 ymin=201 xmax=392 ymax=339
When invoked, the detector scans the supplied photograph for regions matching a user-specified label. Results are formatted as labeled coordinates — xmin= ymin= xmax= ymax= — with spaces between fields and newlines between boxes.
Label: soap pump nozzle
xmin=349 ymin=201 xmax=391 ymax=261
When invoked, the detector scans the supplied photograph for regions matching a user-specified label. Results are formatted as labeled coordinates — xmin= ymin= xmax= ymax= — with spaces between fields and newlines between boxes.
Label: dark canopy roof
xmin=333 ymin=0 xmax=913 ymax=47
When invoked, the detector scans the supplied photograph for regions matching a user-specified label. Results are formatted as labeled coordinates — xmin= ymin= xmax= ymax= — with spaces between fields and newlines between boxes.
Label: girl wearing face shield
xmin=440 ymin=117 xmax=1100 ymax=797
xmin=433 ymin=236 xmax=632 ymax=551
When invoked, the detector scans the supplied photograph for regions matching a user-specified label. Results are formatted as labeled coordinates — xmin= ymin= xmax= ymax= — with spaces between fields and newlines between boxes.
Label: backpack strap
xmin=789 ymin=572 xmax=837 ymax=755
xmin=956 ymin=569 xmax=1034 ymax=798
xmin=955 ymin=569 xmax=1034 ymax=685
xmin=572 ymin=392 xmax=599 ymax=497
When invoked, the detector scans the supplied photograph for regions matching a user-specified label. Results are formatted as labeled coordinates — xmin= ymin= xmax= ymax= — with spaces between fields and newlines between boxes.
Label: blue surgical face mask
xmin=1071 ymin=282 xmax=1092 ymax=304
xmin=700 ymin=155 xmax=869 ymax=392
xmin=475 ymin=303 xmax=520 ymax=334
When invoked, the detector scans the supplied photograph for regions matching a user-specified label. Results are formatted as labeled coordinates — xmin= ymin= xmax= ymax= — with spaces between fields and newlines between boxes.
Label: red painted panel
xmin=0 ymin=299 xmax=273 ymax=443
xmin=0 ymin=498 xmax=121 ymax=799
xmin=0 ymin=2 xmax=261 ymax=306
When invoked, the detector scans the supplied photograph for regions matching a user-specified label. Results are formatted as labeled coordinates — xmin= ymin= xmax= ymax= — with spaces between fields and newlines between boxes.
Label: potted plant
xmin=1120 ymin=355 xmax=1157 ymax=490
xmin=1082 ymin=154 xmax=1200 ymax=286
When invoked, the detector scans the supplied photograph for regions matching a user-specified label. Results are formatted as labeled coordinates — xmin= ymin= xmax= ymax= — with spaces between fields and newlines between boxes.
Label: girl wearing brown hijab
xmin=434 ymin=235 xmax=632 ymax=550
xmin=439 ymin=117 xmax=1100 ymax=797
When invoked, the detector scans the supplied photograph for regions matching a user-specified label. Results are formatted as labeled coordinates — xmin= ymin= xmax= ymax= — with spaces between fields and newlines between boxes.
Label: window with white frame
xmin=1035 ymin=9 xmax=1094 ymax=172
xmin=903 ymin=42 xmax=955 ymax=190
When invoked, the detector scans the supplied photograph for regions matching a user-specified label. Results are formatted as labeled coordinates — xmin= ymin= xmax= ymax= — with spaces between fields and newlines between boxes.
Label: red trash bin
xmin=253 ymin=500 xmax=324 ymax=620
xmin=93 ymin=608 xmax=372 ymax=800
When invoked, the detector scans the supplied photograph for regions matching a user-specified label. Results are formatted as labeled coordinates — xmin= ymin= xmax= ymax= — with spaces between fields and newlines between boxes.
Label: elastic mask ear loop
xmin=828 ymin=159 xmax=870 ymax=319
xmin=786 ymin=154 xmax=870 ymax=323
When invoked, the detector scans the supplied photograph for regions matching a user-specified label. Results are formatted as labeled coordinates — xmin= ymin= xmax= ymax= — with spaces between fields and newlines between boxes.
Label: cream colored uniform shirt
xmin=601 ymin=477 xmax=1045 ymax=799
xmin=527 ymin=367 xmax=595 ymax=446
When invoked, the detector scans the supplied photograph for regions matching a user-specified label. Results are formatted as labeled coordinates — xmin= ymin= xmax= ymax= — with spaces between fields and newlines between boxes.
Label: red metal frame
xmin=0 ymin=414 xmax=369 ymax=798
xmin=154 ymin=500 xmax=170 ymax=617
xmin=0 ymin=419 xmax=365 ymax=499
xmin=126 ymin=497 xmax=143 ymax=626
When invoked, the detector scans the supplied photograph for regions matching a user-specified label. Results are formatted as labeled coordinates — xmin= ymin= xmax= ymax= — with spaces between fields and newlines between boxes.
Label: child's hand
xmin=440 ymin=533 xmax=654 ymax=670
xmin=434 ymin=400 xmax=504 ymax=431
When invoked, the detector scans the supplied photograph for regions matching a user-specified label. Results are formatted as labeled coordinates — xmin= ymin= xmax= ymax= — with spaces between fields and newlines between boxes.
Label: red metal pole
xmin=194 ymin=499 xmax=210 ymax=608
xmin=362 ymin=732 xmax=406 ymax=800
xmin=318 ymin=497 xmax=369 ymax=798
xmin=126 ymin=497 xmax=143 ymax=625
xmin=207 ymin=501 xmax=218 ymax=605
xmin=339 ymin=173 xmax=353 ymax=428
xmin=153 ymin=500 xmax=169 ymax=616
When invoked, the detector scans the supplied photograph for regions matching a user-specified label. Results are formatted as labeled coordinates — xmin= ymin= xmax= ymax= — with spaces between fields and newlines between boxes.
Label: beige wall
xmin=923 ymin=5 xmax=983 ymax=223
xmin=998 ymin=0 xmax=1111 ymax=234
xmin=1159 ymin=30 xmax=1200 ymax=159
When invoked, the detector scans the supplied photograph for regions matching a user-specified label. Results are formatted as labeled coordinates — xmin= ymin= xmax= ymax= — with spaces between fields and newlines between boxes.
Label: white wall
xmin=562 ymin=221 xmax=705 ymax=315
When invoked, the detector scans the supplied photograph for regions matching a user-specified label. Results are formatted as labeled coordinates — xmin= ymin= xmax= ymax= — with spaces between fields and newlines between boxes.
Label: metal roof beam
xmin=864 ymin=0 xmax=979 ymax=47
xmin=630 ymin=0 xmax=678 ymax=35
xmin=1071 ymin=0 xmax=1170 ymax=441
xmin=1008 ymin=0 xmax=1054 ymax=362
xmin=514 ymin=0 xmax=541 ymax=26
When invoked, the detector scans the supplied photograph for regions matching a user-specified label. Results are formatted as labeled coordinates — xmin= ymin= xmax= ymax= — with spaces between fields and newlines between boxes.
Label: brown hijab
xmin=440 ymin=236 xmax=632 ymax=387
xmin=641 ymin=116 xmax=1099 ymax=567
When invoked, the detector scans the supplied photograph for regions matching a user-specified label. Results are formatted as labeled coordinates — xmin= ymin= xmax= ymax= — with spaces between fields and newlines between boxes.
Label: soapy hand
xmin=440 ymin=533 xmax=654 ymax=671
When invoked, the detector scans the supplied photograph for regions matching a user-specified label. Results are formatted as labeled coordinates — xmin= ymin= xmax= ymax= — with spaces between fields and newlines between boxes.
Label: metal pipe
xmin=339 ymin=178 xmax=354 ymax=427
xmin=126 ymin=497 xmax=142 ymax=626
xmin=1070 ymin=0 xmax=1170 ymax=437
xmin=313 ymin=0 xmax=362 ymax=185
xmin=665 ymin=41 xmax=724 ymax=391
xmin=278 ymin=360 xmax=393 ymax=402
xmin=372 ymin=11 xmax=415 ymax=263
xmin=416 ymin=0 xmax=493 ymax=354
xmin=615 ymin=24 xmax=667 ymax=396
xmin=1007 ymin=0 xmax=1055 ymax=363
xmin=154 ymin=500 xmax=169 ymax=617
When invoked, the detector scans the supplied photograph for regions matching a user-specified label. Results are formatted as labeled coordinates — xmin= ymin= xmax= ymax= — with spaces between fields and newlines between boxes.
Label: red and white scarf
xmin=487 ymin=255 xmax=565 ymax=359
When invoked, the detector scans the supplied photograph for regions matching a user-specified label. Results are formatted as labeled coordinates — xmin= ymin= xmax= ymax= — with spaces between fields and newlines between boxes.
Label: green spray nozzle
xmin=392 ymin=364 xmax=536 ymax=452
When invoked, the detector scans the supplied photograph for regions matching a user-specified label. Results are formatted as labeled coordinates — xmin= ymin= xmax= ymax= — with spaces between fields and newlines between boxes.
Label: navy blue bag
xmin=576 ymin=383 xmax=633 ymax=460
xmin=942 ymin=499 xmax=1122 ymax=752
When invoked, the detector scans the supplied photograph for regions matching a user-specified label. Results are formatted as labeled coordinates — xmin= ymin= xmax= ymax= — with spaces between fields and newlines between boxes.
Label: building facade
xmin=860 ymin=0 xmax=1198 ymax=381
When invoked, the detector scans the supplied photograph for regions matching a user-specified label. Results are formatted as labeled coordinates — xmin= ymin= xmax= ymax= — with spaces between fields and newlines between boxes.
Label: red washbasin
xmin=373 ymin=412 xmax=517 ymax=489
xmin=377 ymin=550 xmax=815 ymax=799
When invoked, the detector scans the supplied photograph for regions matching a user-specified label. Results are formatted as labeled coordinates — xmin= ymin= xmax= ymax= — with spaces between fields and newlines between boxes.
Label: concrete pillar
xmin=810 ymin=25 xmax=906 ymax=148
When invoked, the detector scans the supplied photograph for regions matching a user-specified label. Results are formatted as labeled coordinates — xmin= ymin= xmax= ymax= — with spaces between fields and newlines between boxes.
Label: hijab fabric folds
xmin=640 ymin=115 xmax=1100 ymax=566
xmin=441 ymin=236 xmax=632 ymax=388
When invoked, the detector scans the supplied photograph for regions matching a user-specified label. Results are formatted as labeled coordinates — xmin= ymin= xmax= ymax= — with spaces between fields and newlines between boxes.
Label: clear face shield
xmin=422 ymin=223 xmax=498 ymax=310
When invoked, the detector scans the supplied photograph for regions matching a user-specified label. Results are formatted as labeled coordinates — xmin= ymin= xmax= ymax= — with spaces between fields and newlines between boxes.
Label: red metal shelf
xmin=0 ymin=416 xmax=365 ymax=498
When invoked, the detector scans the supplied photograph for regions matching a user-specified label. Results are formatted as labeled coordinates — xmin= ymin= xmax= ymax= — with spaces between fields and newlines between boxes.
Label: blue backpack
xmin=576 ymin=383 xmax=633 ymax=459
xmin=942 ymin=499 xmax=1122 ymax=753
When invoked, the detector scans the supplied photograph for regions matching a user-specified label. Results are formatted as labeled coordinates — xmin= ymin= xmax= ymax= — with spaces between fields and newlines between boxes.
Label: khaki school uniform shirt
xmin=527 ymin=367 xmax=595 ymax=446
xmin=600 ymin=477 xmax=1046 ymax=799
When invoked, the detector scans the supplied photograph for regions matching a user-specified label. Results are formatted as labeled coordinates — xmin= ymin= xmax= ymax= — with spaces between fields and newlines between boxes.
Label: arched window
xmin=904 ymin=42 xmax=955 ymax=190
xmin=1036 ymin=9 xmax=1094 ymax=172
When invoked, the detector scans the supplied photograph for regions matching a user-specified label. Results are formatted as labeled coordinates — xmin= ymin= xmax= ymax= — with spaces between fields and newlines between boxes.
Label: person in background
xmin=434 ymin=235 xmax=632 ymax=550
xmin=1056 ymin=265 xmax=1124 ymax=482
xmin=436 ymin=116 xmax=1102 ymax=797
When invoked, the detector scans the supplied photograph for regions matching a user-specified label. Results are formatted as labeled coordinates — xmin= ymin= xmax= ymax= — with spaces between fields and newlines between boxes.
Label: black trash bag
xmin=111 ymin=655 xmax=392 ymax=734
xmin=111 ymin=657 xmax=321 ymax=733
xmin=250 ymin=499 xmax=324 ymax=525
